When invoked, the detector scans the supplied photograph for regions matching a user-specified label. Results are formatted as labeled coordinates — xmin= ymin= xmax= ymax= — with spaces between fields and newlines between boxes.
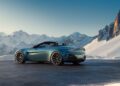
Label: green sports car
xmin=15 ymin=41 xmax=86 ymax=65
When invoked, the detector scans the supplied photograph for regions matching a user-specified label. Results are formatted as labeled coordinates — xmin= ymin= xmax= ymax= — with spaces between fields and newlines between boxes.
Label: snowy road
xmin=0 ymin=55 xmax=120 ymax=86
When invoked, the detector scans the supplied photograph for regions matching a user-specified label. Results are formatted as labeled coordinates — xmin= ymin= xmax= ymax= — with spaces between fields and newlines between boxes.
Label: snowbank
xmin=0 ymin=55 xmax=14 ymax=61
xmin=85 ymin=34 xmax=120 ymax=58
xmin=104 ymin=83 xmax=120 ymax=86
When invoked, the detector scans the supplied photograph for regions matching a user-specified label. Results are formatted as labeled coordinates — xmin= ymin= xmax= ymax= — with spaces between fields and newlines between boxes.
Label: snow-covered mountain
xmin=60 ymin=32 xmax=94 ymax=47
xmin=0 ymin=30 xmax=93 ymax=55
xmin=85 ymin=34 xmax=120 ymax=58
xmin=85 ymin=10 xmax=120 ymax=59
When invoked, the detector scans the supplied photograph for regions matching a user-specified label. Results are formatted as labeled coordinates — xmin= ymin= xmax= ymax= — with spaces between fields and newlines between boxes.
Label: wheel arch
xmin=15 ymin=50 xmax=28 ymax=61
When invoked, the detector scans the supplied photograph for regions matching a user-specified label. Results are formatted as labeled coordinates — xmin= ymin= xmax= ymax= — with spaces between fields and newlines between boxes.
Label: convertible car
xmin=15 ymin=41 xmax=86 ymax=65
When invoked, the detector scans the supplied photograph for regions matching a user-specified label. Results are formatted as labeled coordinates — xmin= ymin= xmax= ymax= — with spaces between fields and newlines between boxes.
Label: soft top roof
xmin=41 ymin=41 xmax=58 ymax=44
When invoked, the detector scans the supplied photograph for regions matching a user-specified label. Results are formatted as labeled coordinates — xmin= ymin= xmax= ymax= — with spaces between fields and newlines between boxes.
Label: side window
xmin=39 ymin=44 xmax=51 ymax=48
xmin=39 ymin=44 xmax=47 ymax=48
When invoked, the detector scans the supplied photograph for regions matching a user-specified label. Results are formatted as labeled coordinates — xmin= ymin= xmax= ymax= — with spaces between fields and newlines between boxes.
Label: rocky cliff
xmin=98 ymin=10 xmax=120 ymax=41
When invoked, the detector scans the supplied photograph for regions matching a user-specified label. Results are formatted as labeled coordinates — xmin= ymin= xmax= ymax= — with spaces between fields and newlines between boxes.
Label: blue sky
xmin=0 ymin=0 xmax=120 ymax=37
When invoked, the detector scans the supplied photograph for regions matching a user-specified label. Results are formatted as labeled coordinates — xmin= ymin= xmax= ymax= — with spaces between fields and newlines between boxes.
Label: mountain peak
xmin=70 ymin=32 xmax=82 ymax=37
xmin=72 ymin=32 xmax=81 ymax=35
xmin=69 ymin=32 xmax=87 ymax=38
xmin=113 ymin=10 xmax=120 ymax=36
xmin=13 ymin=30 xmax=26 ymax=34
xmin=13 ymin=30 xmax=29 ymax=36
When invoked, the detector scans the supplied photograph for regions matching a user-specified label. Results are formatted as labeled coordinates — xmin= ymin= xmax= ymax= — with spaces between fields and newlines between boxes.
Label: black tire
xmin=15 ymin=52 xmax=25 ymax=64
xmin=51 ymin=52 xmax=63 ymax=66
xmin=82 ymin=56 xmax=86 ymax=62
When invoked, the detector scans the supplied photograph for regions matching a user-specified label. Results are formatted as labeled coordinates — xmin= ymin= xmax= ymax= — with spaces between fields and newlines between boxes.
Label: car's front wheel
xmin=15 ymin=52 xmax=25 ymax=64
xmin=51 ymin=52 xmax=63 ymax=66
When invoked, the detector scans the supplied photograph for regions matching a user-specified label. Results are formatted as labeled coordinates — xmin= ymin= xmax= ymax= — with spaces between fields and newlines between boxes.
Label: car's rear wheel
xmin=51 ymin=52 xmax=63 ymax=66
xmin=15 ymin=52 xmax=25 ymax=64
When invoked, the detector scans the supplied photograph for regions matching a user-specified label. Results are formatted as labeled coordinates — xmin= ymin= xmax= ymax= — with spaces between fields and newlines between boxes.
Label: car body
xmin=15 ymin=41 xmax=86 ymax=65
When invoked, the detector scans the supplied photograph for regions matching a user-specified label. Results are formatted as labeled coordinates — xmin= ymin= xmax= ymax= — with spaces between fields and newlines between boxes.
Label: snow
xmin=85 ymin=34 xmax=120 ymax=58
xmin=0 ymin=55 xmax=14 ymax=61
xmin=69 ymin=83 xmax=120 ymax=86
xmin=104 ymin=83 xmax=120 ymax=86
